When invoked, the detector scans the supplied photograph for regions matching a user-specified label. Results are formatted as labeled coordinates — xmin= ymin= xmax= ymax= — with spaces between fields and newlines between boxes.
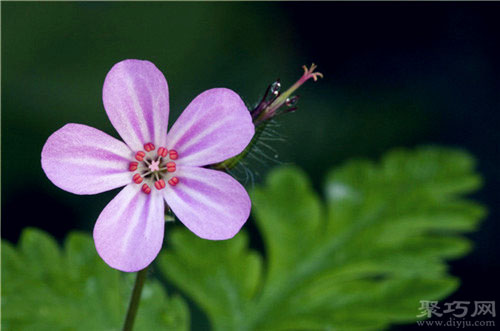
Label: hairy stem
xmin=212 ymin=121 xmax=268 ymax=171
xmin=123 ymin=267 xmax=148 ymax=331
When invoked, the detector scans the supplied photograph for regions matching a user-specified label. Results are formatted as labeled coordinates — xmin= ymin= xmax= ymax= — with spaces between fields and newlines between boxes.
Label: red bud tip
xmin=133 ymin=173 xmax=143 ymax=184
xmin=166 ymin=161 xmax=176 ymax=172
xmin=143 ymin=143 xmax=155 ymax=152
xmin=168 ymin=177 xmax=179 ymax=186
xmin=169 ymin=150 xmax=178 ymax=160
xmin=141 ymin=184 xmax=151 ymax=194
xmin=154 ymin=179 xmax=166 ymax=190
xmin=158 ymin=147 xmax=168 ymax=157
xmin=135 ymin=151 xmax=146 ymax=161
xmin=129 ymin=162 xmax=138 ymax=171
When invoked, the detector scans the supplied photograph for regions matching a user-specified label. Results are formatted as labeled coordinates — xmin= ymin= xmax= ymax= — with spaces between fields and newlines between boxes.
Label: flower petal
xmin=102 ymin=59 xmax=170 ymax=151
xmin=41 ymin=123 xmax=133 ymax=195
xmin=93 ymin=184 xmax=165 ymax=272
xmin=166 ymin=88 xmax=254 ymax=166
xmin=163 ymin=166 xmax=251 ymax=240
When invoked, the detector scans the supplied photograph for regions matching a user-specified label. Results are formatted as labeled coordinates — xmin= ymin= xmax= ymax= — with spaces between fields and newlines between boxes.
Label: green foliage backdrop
xmin=2 ymin=147 xmax=485 ymax=330
xmin=2 ymin=230 xmax=189 ymax=330
xmin=161 ymin=147 xmax=484 ymax=330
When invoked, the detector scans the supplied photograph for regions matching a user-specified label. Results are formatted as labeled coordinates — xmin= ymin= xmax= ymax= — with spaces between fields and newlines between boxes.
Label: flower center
xmin=129 ymin=142 xmax=180 ymax=194
xmin=149 ymin=160 xmax=160 ymax=172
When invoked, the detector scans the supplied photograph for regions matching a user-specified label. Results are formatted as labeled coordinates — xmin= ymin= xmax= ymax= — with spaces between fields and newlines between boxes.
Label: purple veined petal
xmin=102 ymin=59 xmax=170 ymax=151
xmin=94 ymin=184 xmax=165 ymax=272
xmin=166 ymin=88 xmax=254 ymax=167
xmin=41 ymin=123 xmax=133 ymax=195
xmin=163 ymin=166 xmax=251 ymax=240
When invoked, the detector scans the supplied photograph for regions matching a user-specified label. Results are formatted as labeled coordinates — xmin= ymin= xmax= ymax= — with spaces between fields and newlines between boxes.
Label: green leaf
xmin=1 ymin=228 xmax=189 ymax=331
xmin=159 ymin=147 xmax=485 ymax=330
xmin=161 ymin=230 xmax=262 ymax=330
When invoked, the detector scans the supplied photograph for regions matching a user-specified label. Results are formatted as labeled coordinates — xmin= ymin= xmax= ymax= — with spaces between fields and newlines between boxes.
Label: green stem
xmin=122 ymin=267 xmax=148 ymax=331
xmin=212 ymin=121 xmax=268 ymax=171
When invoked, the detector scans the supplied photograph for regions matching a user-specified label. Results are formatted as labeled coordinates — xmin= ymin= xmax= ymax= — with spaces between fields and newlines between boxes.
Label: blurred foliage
xmin=1 ymin=147 xmax=486 ymax=330
xmin=1 ymin=229 xmax=189 ymax=331
xmin=160 ymin=147 xmax=485 ymax=330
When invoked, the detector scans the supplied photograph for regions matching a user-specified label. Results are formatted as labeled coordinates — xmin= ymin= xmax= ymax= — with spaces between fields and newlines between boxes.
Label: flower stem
xmin=122 ymin=267 xmax=148 ymax=331
xmin=212 ymin=121 xmax=268 ymax=171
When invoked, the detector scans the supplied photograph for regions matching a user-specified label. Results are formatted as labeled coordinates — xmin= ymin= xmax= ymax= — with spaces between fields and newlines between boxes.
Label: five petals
xmin=41 ymin=59 xmax=254 ymax=272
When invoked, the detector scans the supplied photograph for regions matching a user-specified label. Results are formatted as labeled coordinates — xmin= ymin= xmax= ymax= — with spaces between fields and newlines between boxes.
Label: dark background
xmin=2 ymin=2 xmax=499 ymax=330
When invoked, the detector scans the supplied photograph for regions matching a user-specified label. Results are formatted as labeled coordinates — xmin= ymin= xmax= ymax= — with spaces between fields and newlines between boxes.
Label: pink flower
xmin=41 ymin=60 xmax=254 ymax=272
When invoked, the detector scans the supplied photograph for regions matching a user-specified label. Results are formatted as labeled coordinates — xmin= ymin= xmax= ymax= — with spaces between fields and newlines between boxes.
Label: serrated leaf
xmin=159 ymin=147 xmax=485 ymax=330
xmin=1 ymin=228 xmax=189 ymax=330
xmin=161 ymin=230 xmax=262 ymax=330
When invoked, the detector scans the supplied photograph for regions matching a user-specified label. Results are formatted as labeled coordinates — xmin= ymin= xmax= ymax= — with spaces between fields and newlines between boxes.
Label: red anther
xmin=133 ymin=173 xmax=143 ymax=184
xmin=135 ymin=151 xmax=146 ymax=161
xmin=169 ymin=150 xmax=178 ymax=160
xmin=154 ymin=179 xmax=166 ymax=190
xmin=129 ymin=162 xmax=138 ymax=171
xmin=144 ymin=143 xmax=155 ymax=152
xmin=168 ymin=177 xmax=179 ymax=186
xmin=157 ymin=147 xmax=168 ymax=157
xmin=141 ymin=184 xmax=151 ymax=194
xmin=166 ymin=161 xmax=176 ymax=172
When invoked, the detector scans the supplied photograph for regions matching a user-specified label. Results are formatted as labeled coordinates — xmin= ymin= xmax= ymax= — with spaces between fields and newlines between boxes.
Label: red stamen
xmin=168 ymin=177 xmax=179 ymax=186
xmin=133 ymin=173 xmax=143 ymax=184
xmin=142 ymin=184 xmax=151 ymax=194
xmin=144 ymin=143 xmax=155 ymax=152
xmin=135 ymin=151 xmax=146 ymax=161
xmin=129 ymin=162 xmax=138 ymax=171
xmin=158 ymin=147 xmax=168 ymax=157
xmin=169 ymin=150 xmax=178 ymax=160
xmin=154 ymin=179 xmax=166 ymax=190
xmin=166 ymin=161 xmax=176 ymax=172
